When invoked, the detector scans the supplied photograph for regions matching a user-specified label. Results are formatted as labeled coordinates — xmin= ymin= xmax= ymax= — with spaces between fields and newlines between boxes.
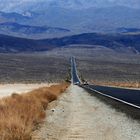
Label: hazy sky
xmin=0 ymin=0 xmax=140 ymax=12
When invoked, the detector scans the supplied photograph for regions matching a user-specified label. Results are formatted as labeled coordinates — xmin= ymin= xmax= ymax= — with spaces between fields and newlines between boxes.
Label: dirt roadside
xmin=33 ymin=85 xmax=140 ymax=140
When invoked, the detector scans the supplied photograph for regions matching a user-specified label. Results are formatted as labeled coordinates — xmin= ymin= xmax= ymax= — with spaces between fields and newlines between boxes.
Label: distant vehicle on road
xmin=74 ymin=81 xmax=80 ymax=85
xmin=83 ymin=81 xmax=88 ymax=85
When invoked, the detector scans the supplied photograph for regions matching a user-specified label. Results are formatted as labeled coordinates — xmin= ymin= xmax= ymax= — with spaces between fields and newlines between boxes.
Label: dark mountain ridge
xmin=0 ymin=22 xmax=70 ymax=38
xmin=0 ymin=33 xmax=140 ymax=53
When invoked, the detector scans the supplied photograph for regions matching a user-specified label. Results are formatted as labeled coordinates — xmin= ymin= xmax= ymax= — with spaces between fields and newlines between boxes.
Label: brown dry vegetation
xmin=92 ymin=81 xmax=140 ymax=88
xmin=0 ymin=83 xmax=69 ymax=140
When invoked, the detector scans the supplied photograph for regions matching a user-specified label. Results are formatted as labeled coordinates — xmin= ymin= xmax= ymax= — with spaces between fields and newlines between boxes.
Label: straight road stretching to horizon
xmin=34 ymin=57 xmax=140 ymax=139
xmin=71 ymin=57 xmax=140 ymax=109
xmin=71 ymin=57 xmax=81 ymax=84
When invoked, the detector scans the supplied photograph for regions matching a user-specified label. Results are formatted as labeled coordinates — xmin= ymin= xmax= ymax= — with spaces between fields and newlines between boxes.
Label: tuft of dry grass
xmin=92 ymin=81 xmax=140 ymax=88
xmin=0 ymin=83 xmax=69 ymax=140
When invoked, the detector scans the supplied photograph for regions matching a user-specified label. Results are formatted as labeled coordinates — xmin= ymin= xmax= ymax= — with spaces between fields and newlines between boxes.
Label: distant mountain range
xmin=0 ymin=22 xmax=70 ymax=38
xmin=0 ymin=1 xmax=139 ymax=55
xmin=0 ymin=11 xmax=29 ymax=23
xmin=0 ymin=33 xmax=139 ymax=54
xmin=115 ymin=27 xmax=140 ymax=33
xmin=0 ymin=5 xmax=140 ymax=38
xmin=21 ymin=6 xmax=140 ymax=32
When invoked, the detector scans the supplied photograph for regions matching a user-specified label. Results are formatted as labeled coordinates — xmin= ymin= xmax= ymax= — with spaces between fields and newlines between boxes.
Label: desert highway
xmin=71 ymin=57 xmax=81 ymax=84
xmin=71 ymin=57 xmax=140 ymax=109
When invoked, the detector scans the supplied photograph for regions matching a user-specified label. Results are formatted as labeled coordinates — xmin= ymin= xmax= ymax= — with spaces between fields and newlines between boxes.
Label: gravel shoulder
xmin=33 ymin=85 xmax=140 ymax=140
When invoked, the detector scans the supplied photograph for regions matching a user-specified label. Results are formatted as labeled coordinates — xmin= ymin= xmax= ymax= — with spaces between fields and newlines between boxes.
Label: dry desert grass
xmin=92 ymin=81 xmax=140 ymax=88
xmin=0 ymin=83 xmax=69 ymax=140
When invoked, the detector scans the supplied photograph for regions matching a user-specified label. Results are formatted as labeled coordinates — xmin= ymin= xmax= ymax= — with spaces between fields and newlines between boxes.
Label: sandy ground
xmin=33 ymin=85 xmax=140 ymax=140
xmin=0 ymin=83 xmax=54 ymax=98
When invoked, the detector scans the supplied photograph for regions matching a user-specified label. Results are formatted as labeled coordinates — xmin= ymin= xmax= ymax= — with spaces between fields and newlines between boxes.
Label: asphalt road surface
xmin=71 ymin=57 xmax=81 ymax=84
xmin=71 ymin=57 xmax=140 ymax=109
xmin=85 ymin=84 xmax=140 ymax=108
